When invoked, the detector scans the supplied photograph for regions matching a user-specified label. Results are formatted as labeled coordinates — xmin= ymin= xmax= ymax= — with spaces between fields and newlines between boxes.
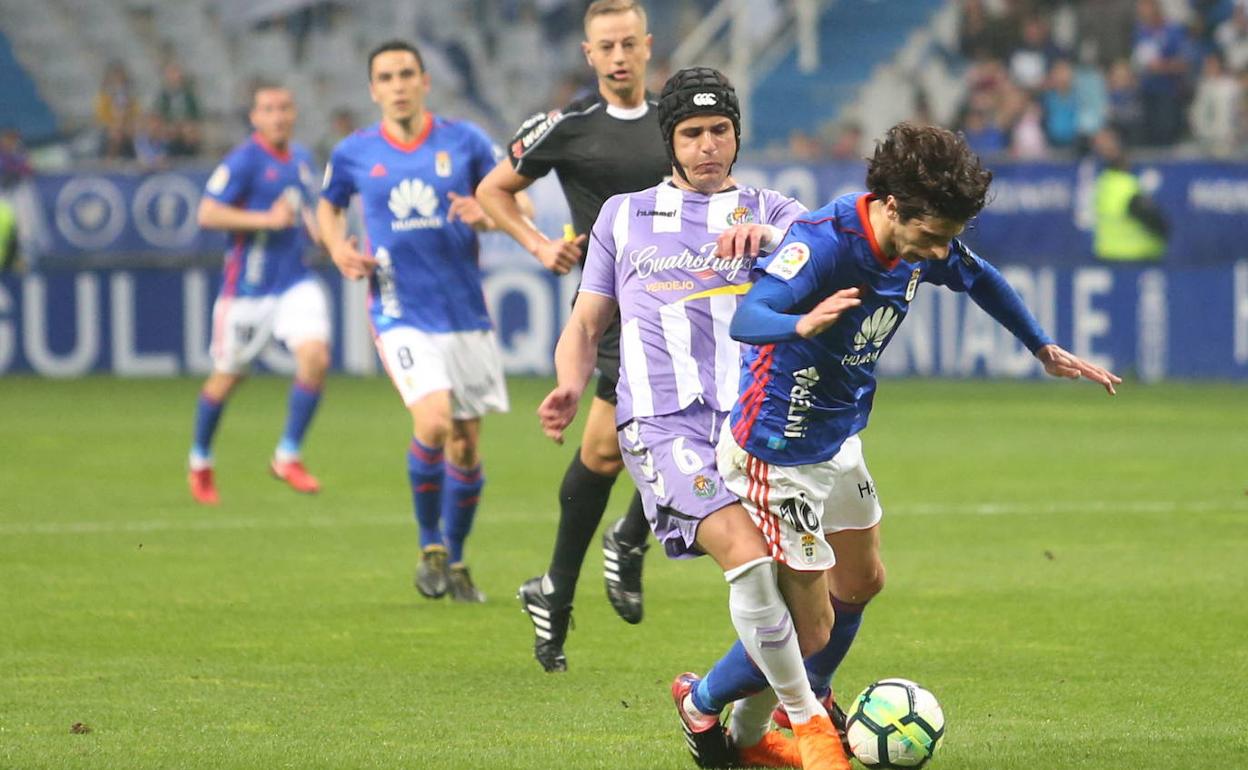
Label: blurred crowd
xmin=93 ymin=52 xmax=204 ymax=167
xmin=954 ymin=0 xmax=1248 ymax=159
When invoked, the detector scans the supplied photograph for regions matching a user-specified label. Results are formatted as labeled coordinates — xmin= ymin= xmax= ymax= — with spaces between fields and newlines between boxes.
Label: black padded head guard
xmin=657 ymin=66 xmax=741 ymax=183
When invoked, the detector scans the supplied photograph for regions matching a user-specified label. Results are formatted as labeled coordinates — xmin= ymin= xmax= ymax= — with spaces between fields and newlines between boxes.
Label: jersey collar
xmin=252 ymin=132 xmax=291 ymax=162
xmin=856 ymin=193 xmax=899 ymax=270
xmin=380 ymin=112 xmax=434 ymax=153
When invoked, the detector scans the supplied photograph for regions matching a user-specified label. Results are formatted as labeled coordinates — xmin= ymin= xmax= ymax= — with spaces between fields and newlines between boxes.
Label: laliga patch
xmin=435 ymin=151 xmax=452 ymax=177
xmin=767 ymin=242 xmax=811 ymax=280
xmin=692 ymin=474 xmax=718 ymax=499
xmin=206 ymin=164 xmax=230 ymax=195
xmin=726 ymin=206 xmax=754 ymax=226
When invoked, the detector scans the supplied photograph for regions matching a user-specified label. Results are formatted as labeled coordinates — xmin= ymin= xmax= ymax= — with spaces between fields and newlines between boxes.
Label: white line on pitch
xmin=1 ymin=498 xmax=1245 ymax=537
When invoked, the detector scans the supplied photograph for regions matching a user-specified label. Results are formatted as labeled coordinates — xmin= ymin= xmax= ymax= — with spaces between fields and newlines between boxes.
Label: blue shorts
xmin=618 ymin=402 xmax=741 ymax=559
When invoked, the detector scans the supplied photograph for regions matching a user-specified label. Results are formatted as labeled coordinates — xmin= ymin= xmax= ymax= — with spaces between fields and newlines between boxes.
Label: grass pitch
xmin=1 ymin=375 xmax=1245 ymax=769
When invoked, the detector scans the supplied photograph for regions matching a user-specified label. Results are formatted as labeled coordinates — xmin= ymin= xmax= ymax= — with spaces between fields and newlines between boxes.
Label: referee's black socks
xmin=617 ymin=491 xmax=650 ymax=548
xmin=545 ymin=451 xmax=617 ymax=607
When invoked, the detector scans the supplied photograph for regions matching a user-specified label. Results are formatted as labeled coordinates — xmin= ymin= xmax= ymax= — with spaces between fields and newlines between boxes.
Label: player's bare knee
xmin=579 ymin=442 xmax=623 ymax=476
xmin=445 ymin=436 xmax=479 ymax=468
xmin=836 ymin=563 xmax=886 ymax=605
xmin=296 ymin=342 xmax=330 ymax=385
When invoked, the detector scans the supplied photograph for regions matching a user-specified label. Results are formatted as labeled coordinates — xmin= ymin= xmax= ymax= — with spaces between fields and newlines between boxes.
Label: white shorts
xmin=716 ymin=426 xmax=883 ymax=572
xmin=375 ymin=326 xmax=509 ymax=419
xmin=210 ymin=278 xmax=331 ymax=374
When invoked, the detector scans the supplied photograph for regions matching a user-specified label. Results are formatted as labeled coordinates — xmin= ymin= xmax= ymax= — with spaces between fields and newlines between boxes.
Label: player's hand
xmin=1035 ymin=344 xmax=1121 ymax=395
xmin=267 ymin=196 xmax=298 ymax=230
xmin=534 ymin=234 xmax=586 ymax=275
xmin=537 ymin=385 xmax=582 ymax=443
xmin=329 ymin=235 xmax=377 ymax=280
xmin=446 ymin=191 xmax=494 ymax=231
xmin=795 ymin=287 xmax=861 ymax=338
xmin=715 ymin=224 xmax=775 ymax=259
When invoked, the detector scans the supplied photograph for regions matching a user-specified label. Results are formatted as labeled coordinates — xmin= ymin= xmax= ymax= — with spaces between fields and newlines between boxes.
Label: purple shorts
xmin=618 ymin=403 xmax=741 ymax=559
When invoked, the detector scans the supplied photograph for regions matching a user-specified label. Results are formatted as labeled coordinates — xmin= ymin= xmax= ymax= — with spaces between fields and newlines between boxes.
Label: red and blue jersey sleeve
xmin=320 ymin=140 xmax=358 ymax=209
xmin=203 ymin=144 xmax=253 ymax=205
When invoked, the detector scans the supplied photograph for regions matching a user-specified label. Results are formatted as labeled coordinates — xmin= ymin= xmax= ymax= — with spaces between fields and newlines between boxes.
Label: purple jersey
xmin=579 ymin=181 xmax=805 ymax=425
xmin=203 ymin=134 xmax=317 ymax=298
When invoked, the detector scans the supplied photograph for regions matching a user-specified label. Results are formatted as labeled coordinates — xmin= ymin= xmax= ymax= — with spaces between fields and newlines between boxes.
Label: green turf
xmin=1 ymin=375 xmax=1245 ymax=769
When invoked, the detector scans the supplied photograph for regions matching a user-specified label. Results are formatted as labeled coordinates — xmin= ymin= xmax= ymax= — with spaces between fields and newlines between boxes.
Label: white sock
xmin=729 ymin=688 xmax=778 ymax=749
xmin=724 ymin=556 xmax=823 ymax=725
xmin=188 ymin=451 xmax=212 ymax=471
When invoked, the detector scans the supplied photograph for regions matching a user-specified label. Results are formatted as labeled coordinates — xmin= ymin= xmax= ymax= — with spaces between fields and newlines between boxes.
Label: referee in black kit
xmin=477 ymin=0 xmax=669 ymax=673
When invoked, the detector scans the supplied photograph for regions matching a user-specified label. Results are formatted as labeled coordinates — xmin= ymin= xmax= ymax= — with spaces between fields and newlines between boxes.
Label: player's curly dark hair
xmin=865 ymin=123 xmax=992 ymax=223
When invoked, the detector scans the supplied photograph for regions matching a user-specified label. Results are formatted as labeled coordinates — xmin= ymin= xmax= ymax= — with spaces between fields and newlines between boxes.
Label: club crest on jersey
xmin=905 ymin=267 xmax=921 ymax=302
xmin=692 ymin=474 xmax=717 ymax=499
xmin=388 ymin=178 xmax=442 ymax=231
xmin=766 ymin=242 xmax=811 ymax=280
xmin=435 ymin=151 xmax=451 ymax=177
xmin=801 ymin=533 xmax=818 ymax=564
xmin=726 ymin=206 xmax=754 ymax=226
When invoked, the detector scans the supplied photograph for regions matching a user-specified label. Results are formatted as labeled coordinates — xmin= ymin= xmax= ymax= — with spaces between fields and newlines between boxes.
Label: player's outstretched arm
xmin=1034 ymin=344 xmax=1122 ymax=395
xmin=477 ymin=159 xmax=581 ymax=274
xmin=197 ymin=196 xmax=294 ymax=233
xmin=315 ymin=198 xmax=376 ymax=280
xmin=538 ymin=292 xmax=616 ymax=443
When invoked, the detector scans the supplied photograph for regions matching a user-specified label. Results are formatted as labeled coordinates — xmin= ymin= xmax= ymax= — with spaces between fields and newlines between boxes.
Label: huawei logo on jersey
xmin=388 ymin=178 xmax=442 ymax=231
xmin=852 ymin=306 xmax=899 ymax=351
xmin=843 ymin=305 xmax=900 ymax=367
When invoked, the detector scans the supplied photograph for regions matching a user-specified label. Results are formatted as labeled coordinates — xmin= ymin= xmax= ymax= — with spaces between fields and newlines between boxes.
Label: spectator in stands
xmin=155 ymin=60 xmax=203 ymax=157
xmin=1076 ymin=0 xmax=1138 ymax=65
xmin=960 ymin=99 xmax=1009 ymax=157
xmin=1106 ymin=58 xmax=1147 ymax=145
xmin=0 ymin=128 xmax=32 ymax=271
xmin=1010 ymin=92 xmax=1050 ymax=159
xmin=959 ymin=0 xmax=1018 ymax=61
xmin=1090 ymin=127 xmax=1167 ymax=261
xmin=1214 ymin=0 xmax=1248 ymax=71
xmin=1132 ymin=0 xmax=1191 ymax=145
xmin=787 ymin=129 xmax=827 ymax=161
xmin=95 ymin=61 xmax=139 ymax=160
xmin=1041 ymin=58 xmax=1081 ymax=149
xmin=1010 ymin=13 xmax=1065 ymax=91
xmin=1188 ymin=50 xmax=1241 ymax=155
xmin=133 ymin=112 xmax=171 ymax=169
xmin=1073 ymin=42 xmax=1110 ymax=142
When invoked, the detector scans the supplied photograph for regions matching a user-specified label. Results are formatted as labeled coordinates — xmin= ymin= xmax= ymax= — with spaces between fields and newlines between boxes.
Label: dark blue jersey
xmin=320 ymin=116 xmax=501 ymax=333
xmin=203 ymin=134 xmax=316 ymax=298
xmin=731 ymin=192 xmax=992 ymax=466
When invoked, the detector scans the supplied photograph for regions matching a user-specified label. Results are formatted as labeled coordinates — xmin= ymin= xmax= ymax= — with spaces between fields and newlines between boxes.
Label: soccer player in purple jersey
xmin=317 ymin=41 xmax=530 ymax=603
xmin=188 ymin=82 xmax=329 ymax=505
xmin=538 ymin=68 xmax=851 ymax=770
xmin=684 ymin=123 xmax=1121 ymax=747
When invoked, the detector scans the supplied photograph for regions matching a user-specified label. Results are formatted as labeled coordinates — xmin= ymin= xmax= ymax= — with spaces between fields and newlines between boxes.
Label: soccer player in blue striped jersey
xmin=691 ymin=123 xmax=1121 ymax=742
xmin=188 ymin=82 xmax=329 ymax=505
xmin=317 ymin=40 xmax=531 ymax=603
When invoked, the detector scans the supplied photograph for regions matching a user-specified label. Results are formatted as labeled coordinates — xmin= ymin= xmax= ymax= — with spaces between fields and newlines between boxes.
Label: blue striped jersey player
xmin=188 ymin=82 xmax=331 ymax=505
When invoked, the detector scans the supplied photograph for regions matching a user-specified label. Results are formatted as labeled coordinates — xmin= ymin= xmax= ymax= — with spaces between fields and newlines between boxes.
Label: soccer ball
xmin=845 ymin=678 xmax=945 ymax=768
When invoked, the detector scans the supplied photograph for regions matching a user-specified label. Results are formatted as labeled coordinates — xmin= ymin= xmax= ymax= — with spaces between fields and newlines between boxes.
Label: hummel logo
xmin=388 ymin=178 xmax=439 ymax=219
xmin=370 ymin=163 xmax=387 ymax=177
xmin=852 ymin=306 xmax=899 ymax=351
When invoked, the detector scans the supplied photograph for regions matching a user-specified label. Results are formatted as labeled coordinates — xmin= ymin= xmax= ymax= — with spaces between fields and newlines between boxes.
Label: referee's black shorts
xmin=593 ymin=313 xmax=621 ymax=405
